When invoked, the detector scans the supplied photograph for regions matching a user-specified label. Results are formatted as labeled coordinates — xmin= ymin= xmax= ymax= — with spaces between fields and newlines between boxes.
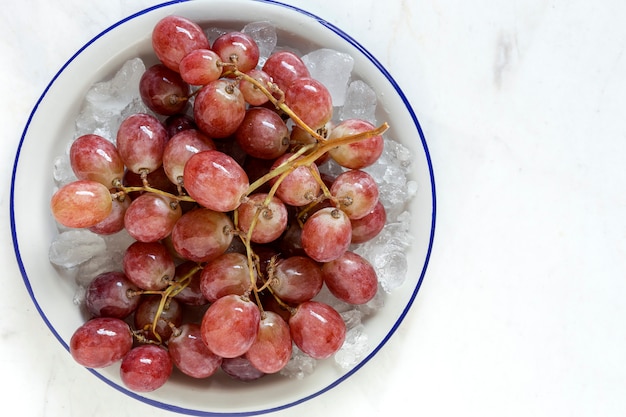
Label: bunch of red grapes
xmin=50 ymin=15 xmax=390 ymax=392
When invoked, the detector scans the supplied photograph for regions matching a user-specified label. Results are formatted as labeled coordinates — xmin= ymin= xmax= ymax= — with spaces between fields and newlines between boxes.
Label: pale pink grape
xmin=51 ymin=180 xmax=112 ymax=228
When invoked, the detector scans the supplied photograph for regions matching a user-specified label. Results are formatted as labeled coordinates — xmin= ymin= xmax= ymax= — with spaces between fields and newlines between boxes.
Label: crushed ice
xmin=49 ymin=21 xmax=418 ymax=377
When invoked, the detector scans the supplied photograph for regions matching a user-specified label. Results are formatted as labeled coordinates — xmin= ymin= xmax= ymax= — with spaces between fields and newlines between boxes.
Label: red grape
xmin=221 ymin=356 xmax=265 ymax=382
xmin=178 ymin=48 xmax=223 ymax=85
xmin=350 ymin=200 xmax=386 ymax=244
xmin=171 ymin=207 xmax=234 ymax=263
xmin=301 ymin=207 xmax=352 ymax=262
xmin=69 ymin=134 xmax=124 ymax=187
xmin=85 ymin=271 xmax=141 ymax=319
xmin=168 ymin=323 xmax=222 ymax=378
xmin=162 ymin=129 xmax=216 ymax=186
xmin=123 ymin=192 xmax=182 ymax=243
xmin=212 ymin=31 xmax=260 ymax=73
xmin=270 ymin=255 xmax=323 ymax=304
xmin=237 ymin=193 xmax=288 ymax=244
xmin=193 ymin=79 xmax=246 ymax=138
xmin=116 ymin=113 xmax=168 ymax=175
xmin=262 ymin=50 xmax=310 ymax=92
xmin=239 ymin=69 xmax=272 ymax=106
xmin=245 ymin=311 xmax=292 ymax=374
xmin=51 ymin=180 xmax=112 ymax=228
xmin=330 ymin=169 xmax=380 ymax=220
xmin=235 ymin=107 xmax=289 ymax=160
xmin=321 ymin=251 xmax=378 ymax=304
xmin=199 ymin=252 xmax=252 ymax=302
xmin=164 ymin=113 xmax=196 ymax=138
xmin=328 ymin=118 xmax=384 ymax=169
xmin=172 ymin=261 xmax=208 ymax=306
xmin=289 ymin=301 xmax=346 ymax=359
xmin=269 ymin=153 xmax=321 ymax=207
xmin=88 ymin=193 xmax=131 ymax=235
xmin=134 ymin=295 xmax=183 ymax=342
xmin=284 ymin=77 xmax=333 ymax=130
xmin=120 ymin=344 xmax=173 ymax=392
xmin=123 ymin=241 xmax=175 ymax=291
xmin=70 ymin=317 xmax=133 ymax=368
xmin=139 ymin=64 xmax=190 ymax=115
xmin=183 ymin=149 xmax=249 ymax=212
xmin=200 ymin=294 xmax=261 ymax=358
xmin=152 ymin=15 xmax=210 ymax=72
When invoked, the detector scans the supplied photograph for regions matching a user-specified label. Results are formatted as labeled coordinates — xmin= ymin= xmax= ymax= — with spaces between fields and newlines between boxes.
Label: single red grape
xmin=69 ymin=317 xmax=133 ymax=368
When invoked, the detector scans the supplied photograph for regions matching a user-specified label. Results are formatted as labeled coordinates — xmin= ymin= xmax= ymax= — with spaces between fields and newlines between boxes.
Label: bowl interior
xmin=11 ymin=0 xmax=435 ymax=415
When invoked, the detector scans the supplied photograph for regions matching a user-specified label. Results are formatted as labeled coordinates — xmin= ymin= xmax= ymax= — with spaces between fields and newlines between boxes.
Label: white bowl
xmin=10 ymin=0 xmax=436 ymax=415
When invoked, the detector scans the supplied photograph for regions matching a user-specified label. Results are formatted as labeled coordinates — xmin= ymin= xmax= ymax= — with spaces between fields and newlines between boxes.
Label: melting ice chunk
xmin=48 ymin=230 xmax=107 ymax=269
xmin=334 ymin=324 xmax=369 ymax=369
xmin=301 ymin=48 xmax=354 ymax=107
xmin=340 ymin=79 xmax=378 ymax=124
xmin=242 ymin=21 xmax=277 ymax=67
xmin=74 ymin=57 xmax=148 ymax=140
xmin=280 ymin=346 xmax=317 ymax=379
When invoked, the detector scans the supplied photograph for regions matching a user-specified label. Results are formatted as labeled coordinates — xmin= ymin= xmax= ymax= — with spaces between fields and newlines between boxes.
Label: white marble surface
xmin=2 ymin=0 xmax=626 ymax=415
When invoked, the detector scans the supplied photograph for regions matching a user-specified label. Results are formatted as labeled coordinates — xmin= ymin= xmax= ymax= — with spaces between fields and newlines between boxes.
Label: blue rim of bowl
xmin=10 ymin=0 xmax=437 ymax=415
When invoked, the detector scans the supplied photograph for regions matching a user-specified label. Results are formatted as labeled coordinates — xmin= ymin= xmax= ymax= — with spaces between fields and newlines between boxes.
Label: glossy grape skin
xmin=327 ymin=118 xmax=384 ymax=169
xmin=171 ymin=207 xmax=234 ymax=263
xmin=134 ymin=296 xmax=183 ymax=342
xmin=322 ymin=251 xmax=378 ymax=304
xmin=262 ymin=50 xmax=310 ymax=92
xmin=350 ymin=200 xmax=386 ymax=244
xmin=51 ymin=180 xmax=112 ymax=228
xmin=69 ymin=317 xmax=133 ymax=368
xmin=88 ymin=194 xmax=131 ymax=235
xmin=239 ymin=69 xmax=272 ymax=106
xmin=139 ymin=64 xmax=190 ymax=115
xmin=193 ymin=79 xmax=246 ymax=138
xmin=284 ymin=77 xmax=333 ymax=130
xmin=237 ymin=193 xmax=288 ymax=244
xmin=235 ymin=107 xmax=289 ymax=160
xmin=245 ymin=311 xmax=292 ymax=374
xmin=301 ymin=207 xmax=352 ymax=263
xmin=200 ymin=294 xmax=260 ymax=358
xmin=212 ymin=31 xmax=260 ymax=73
xmin=330 ymin=169 xmax=380 ymax=220
xmin=168 ymin=323 xmax=222 ymax=378
xmin=123 ymin=193 xmax=182 ymax=243
xmin=123 ymin=241 xmax=175 ymax=291
xmin=269 ymin=153 xmax=321 ymax=207
xmin=183 ymin=150 xmax=249 ymax=212
xmin=85 ymin=271 xmax=141 ymax=319
xmin=116 ymin=113 xmax=169 ymax=175
xmin=162 ymin=129 xmax=216 ymax=186
xmin=120 ymin=344 xmax=173 ymax=392
xmin=69 ymin=134 xmax=124 ymax=187
xmin=178 ymin=48 xmax=223 ymax=85
xmin=270 ymin=255 xmax=323 ymax=304
xmin=221 ymin=356 xmax=265 ymax=382
xmin=289 ymin=301 xmax=346 ymax=360
xmin=152 ymin=15 xmax=210 ymax=72
xmin=199 ymin=252 xmax=251 ymax=302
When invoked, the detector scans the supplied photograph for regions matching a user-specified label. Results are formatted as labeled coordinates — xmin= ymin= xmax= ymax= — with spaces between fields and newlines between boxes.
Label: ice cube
xmin=280 ymin=346 xmax=317 ymax=379
xmin=52 ymin=154 xmax=76 ymax=186
xmin=242 ymin=21 xmax=277 ymax=67
xmin=334 ymin=324 xmax=369 ymax=369
xmin=301 ymin=48 xmax=354 ymax=107
xmin=48 ymin=230 xmax=107 ymax=269
xmin=74 ymin=57 xmax=146 ymax=140
xmin=339 ymin=79 xmax=378 ymax=124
